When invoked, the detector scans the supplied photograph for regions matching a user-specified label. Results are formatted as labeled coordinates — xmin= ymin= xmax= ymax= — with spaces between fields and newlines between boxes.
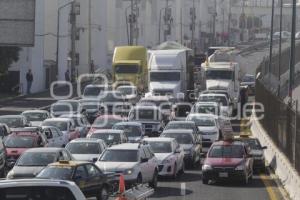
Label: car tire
xmin=202 ymin=178 xmax=209 ymax=184
xmin=97 ymin=185 xmax=109 ymax=200
xmin=149 ymin=170 xmax=158 ymax=189
xmin=0 ymin=167 xmax=4 ymax=178
xmin=172 ymin=163 xmax=177 ymax=179
xmin=243 ymin=174 xmax=249 ymax=185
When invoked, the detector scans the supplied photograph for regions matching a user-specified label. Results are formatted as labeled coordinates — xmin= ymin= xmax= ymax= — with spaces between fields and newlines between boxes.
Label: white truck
xmin=147 ymin=50 xmax=194 ymax=101
xmin=200 ymin=61 xmax=241 ymax=111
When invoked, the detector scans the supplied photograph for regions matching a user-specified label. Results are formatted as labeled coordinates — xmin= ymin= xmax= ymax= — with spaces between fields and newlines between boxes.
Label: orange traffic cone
xmin=115 ymin=174 xmax=127 ymax=200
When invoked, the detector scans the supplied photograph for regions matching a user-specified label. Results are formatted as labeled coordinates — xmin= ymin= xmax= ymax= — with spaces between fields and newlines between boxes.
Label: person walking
xmin=65 ymin=69 xmax=70 ymax=82
xmin=26 ymin=69 xmax=33 ymax=94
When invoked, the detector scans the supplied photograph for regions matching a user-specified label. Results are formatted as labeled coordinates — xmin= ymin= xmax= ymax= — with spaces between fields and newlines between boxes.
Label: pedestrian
xmin=240 ymin=86 xmax=248 ymax=117
xmin=26 ymin=69 xmax=33 ymax=94
xmin=65 ymin=69 xmax=70 ymax=82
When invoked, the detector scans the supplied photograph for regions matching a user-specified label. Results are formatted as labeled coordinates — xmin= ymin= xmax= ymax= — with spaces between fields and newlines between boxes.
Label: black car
xmin=37 ymin=161 xmax=113 ymax=200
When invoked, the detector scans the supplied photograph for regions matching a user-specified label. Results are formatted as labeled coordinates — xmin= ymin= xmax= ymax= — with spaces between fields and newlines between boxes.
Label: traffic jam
xmin=0 ymin=46 xmax=262 ymax=200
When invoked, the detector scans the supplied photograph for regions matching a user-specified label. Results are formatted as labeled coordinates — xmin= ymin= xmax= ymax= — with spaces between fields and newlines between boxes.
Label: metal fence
xmin=256 ymin=79 xmax=300 ymax=174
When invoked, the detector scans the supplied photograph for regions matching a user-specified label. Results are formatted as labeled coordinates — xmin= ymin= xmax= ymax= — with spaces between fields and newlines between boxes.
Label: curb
xmin=251 ymin=114 xmax=300 ymax=200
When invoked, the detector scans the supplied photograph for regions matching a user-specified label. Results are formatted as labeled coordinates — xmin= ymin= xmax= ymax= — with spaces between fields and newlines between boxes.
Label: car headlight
xmin=235 ymin=164 xmax=245 ymax=171
xmin=202 ymin=164 xmax=212 ymax=171
xmin=162 ymin=158 xmax=171 ymax=164
xmin=7 ymin=171 xmax=14 ymax=179
xmin=124 ymin=169 xmax=134 ymax=175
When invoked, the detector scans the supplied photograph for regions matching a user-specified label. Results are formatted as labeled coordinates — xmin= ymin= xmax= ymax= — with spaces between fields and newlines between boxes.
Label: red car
xmin=4 ymin=127 xmax=48 ymax=170
xmin=202 ymin=140 xmax=254 ymax=185
xmin=87 ymin=115 xmax=124 ymax=137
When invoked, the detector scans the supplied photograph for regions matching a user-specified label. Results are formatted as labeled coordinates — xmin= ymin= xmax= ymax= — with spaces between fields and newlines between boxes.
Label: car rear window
xmin=4 ymin=136 xmax=35 ymax=148
xmin=209 ymin=145 xmax=244 ymax=158
xmin=0 ymin=186 xmax=76 ymax=200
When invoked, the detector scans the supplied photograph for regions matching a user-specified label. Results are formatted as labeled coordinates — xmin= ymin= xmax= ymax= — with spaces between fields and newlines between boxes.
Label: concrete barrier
xmin=251 ymin=114 xmax=300 ymax=200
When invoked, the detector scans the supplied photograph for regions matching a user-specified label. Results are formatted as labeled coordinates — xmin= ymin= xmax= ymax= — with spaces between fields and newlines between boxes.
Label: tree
xmin=0 ymin=47 xmax=21 ymax=73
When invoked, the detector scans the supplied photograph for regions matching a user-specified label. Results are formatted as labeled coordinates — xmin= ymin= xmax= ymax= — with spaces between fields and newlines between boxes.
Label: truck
xmin=147 ymin=49 xmax=194 ymax=101
xmin=200 ymin=61 xmax=241 ymax=112
xmin=112 ymin=46 xmax=148 ymax=92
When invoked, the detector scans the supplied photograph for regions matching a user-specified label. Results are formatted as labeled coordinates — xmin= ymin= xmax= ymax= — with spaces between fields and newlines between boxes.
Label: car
xmin=82 ymin=84 xmax=108 ymax=99
xmin=0 ymin=123 xmax=11 ymax=139
xmin=37 ymin=160 xmax=112 ymax=200
xmin=143 ymin=137 xmax=184 ymax=178
xmin=0 ymin=115 xmax=30 ymax=129
xmin=200 ymin=90 xmax=231 ymax=102
xmin=0 ymin=139 xmax=6 ymax=177
xmin=0 ymin=179 xmax=86 ymax=200
xmin=128 ymin=105 xmax=166 ymax=137
xmin=50 ymin=100 xmax=85 ymax=117
xmin=59 ymin=114 xmax=91 ymax=137
xmin=4 ymin=127 xmax=48 ymax=170
xmin=113 ymin=121 xmax=144 ymax=143
xmin=296 ymin=31 xmax=300 ymax=40
xmin=41 ymin=126 xmax=69 ymax=147
xmin=6 ymin=147 xmax=73 ymax=179
xmin=80 ymin=99 xmax=102 ymax=123
xmin=21 ymin=110 xmax=50 ymax=127
xmin=116 ymin=85 xmax=140 ymax=104
xmin=240 ymin=74 xmax=255 ymax=95
xmin=138 ymin=96 xmax=172 ymax=119
xmin=169 ymin=102 xmax=192 ymax=121
xmin=235 ymin=134 xmax=267 ymax=172
xmin=191 ymin=102 xmax=221 ymax=116
xmin=164 ymin=120 xmax=201 ymax=142
xmin=66 ymin=138 xmax=107 ymax=162
xmin=95 ymin=143 xmax=159 ymax=189
xmin=186 ymin=113 xmax=221 ymax=153
xmin=87 ymin=129 xmax=128 ymax=146
xmin=89 ymin=115 xmax=125 ymax=134
xmin=273 ymin=31 xmax=291 ymax=39
xmin=98 ymin=91 xmax=126 ymax=115
xmin=160 ymin=129 xmax=202 ymax=168
xmin=42 ymin=118 xmax=80 ymax=141
xmin=202 ymin=140 xmax=254 ymax=185
xmin=198 ymin=93 xmax=233 ymax=117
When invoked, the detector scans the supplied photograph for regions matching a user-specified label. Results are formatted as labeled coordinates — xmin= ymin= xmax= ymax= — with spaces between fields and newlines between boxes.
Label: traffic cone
xmin=115 ymin=174 xmax=127 ymax=200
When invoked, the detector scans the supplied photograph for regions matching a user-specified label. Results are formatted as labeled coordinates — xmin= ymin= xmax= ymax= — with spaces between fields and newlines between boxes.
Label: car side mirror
xmin=141 ymin=158 xmax=148 ymax=163
xmin=92 ymin=157 xmax=98 ymax=163
xmin=262 ymin=146 xmax=267 ymax=150
xmin=186 ymin=111 xmax=190 ymax=115
xmin=74 ymin=175 xmax=82 ymax=180
xmin=81 ymin=108 xmax=86 ymax=113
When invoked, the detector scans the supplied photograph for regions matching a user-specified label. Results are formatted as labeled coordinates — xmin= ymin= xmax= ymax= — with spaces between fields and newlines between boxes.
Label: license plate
xmin=219 ymin=172 xmax=228 ymax=178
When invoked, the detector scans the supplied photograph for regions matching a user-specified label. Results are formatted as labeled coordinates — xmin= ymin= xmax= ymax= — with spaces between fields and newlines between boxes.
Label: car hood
xmin=155 ymin=153 xmax=173 ymax=162
xmin=181 ymin=144 xmax=193 ymax=151
xmin=11 ymin=166 xmax=45 ymax=178
xmin=128 ymin=136 xmax=142 ymax=142
xmin=150 ymin=82 xmax=179 ymax=91
xmin=6 ymin=148 xmax=29 ymax=156
xmin=205 ymin=158 xmax=243 ymax=167
xmin=206 ymin=80 xmax=232 ymax=91
xmin=30 ymin=121 xmax=43 ymax=127
xmin=72 ymin=154 xmax=100 ymax=162
xmin=96 ymin=162 xmax=137 ymax=172
xmin=198 ymin=126 xmax=218 ymax=132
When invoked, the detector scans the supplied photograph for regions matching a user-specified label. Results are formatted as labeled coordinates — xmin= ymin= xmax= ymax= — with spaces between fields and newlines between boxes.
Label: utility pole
xmin=227 ymin=0 xmax=232 ymax=46
xmin=268 ymin=0 xmax=275 ymax=78
xmin=190 ymin=0 xmax=196 ymax=51
xmin=130 ymin=0 xmax=134 ymax=45
xmin=278 ymin=0 xmax=283 ymax=97
xmin=241 ymin=0 xmax=245 ymax=42
xmin=164 ymin=0 xmax=170 ymax=41
xmin=70 ymin=2 xmax=78 ymax=82
xmin=289 ymin=0 xmax=297 ymax=100
xmin=180 ymin=8 xmax=183 ymax=44
xmin=88 ymin=0 xmax=92 ymax=73
xmin=212 ymin=0 xmax=217 ymax=45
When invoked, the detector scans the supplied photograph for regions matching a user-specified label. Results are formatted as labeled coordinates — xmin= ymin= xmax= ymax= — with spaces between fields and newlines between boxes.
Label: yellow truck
xmin=112 ymin=46 xmax=148 ymax=92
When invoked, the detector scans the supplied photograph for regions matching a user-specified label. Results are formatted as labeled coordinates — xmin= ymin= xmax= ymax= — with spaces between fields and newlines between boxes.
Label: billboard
xmin=0 ymin=0 xmax=35 ymax=46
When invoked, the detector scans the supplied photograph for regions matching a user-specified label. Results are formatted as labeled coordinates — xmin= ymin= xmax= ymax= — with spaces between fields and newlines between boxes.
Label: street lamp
xmin=56 ymin=1 xmax=74 ymax=80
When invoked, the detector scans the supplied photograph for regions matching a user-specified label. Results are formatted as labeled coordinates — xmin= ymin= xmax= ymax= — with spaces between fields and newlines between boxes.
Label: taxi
xmin=235 ymin=134 xmax=267 ymax=172
xmin=36 ymin=160 xmax=114 ymax=200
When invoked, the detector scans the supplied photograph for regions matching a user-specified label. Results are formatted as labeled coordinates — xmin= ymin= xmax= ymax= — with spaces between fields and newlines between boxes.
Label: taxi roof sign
xmin=59 ymin=160 xmax=70 ymax=164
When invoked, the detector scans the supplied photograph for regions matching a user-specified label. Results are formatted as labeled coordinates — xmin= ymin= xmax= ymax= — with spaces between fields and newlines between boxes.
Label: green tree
xmin=0 ymin=47 xmax=21 ymax=73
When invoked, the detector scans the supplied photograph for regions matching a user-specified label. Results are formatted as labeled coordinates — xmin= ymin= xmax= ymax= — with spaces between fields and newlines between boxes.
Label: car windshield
xmin=150 ymin=72 xmax=180 ymax=82
xmin=93 ymin=117 xmax=122 ymax=129
xmin=195 ymin=105 xmax=217 ymax=115
xmin=242 ymin=139 xmax=262 ymax=150
xmin=83 ymin=87 xmax=105 ymax=97
xmin=90 ymin=133 xmax=121 ymax=145
xmin=16 ymin=152 xmax=57 ymax=166
xmin=148 ymin=141 xmax=172 ymax=153
xmin=115 ymin=65 xmax=139 ymax=74
xmin=206 ymin=70 xmax=233 ymax=80
xmin=113 ymin=125 xmax=141 ymax=137
xmin=66 ymin=142 xmax=101 ymax=154
xmin=199 ymin=96 xmax=228 ymax=106
xmin=82 ymin=103 xmax=99 ymax=110
xmin=129 ymin=109 xmax=157 ymax=120
xmin=0 ymin=117 xmax=23 ymax=128
xmin=52 ymin=104 xmax=73 ymax=113
xmin=42 ymin=121 xmax=68 ymax=131
xmin=4 ymin=136 xmax=35 ymax=148
xmin=209 ymin=145 xmax=244 ymax=158
xmin=163 ymin=133 xmax=193 ymax=144
xmin=23 ymin=112 xmax=48 ymax=122
xmin=99 ymin=149 xmax=138 ymax=162
xmin=165 ymin=123 xmax=193 ymax=130
xmin=99 ymin=92 xmax=123 ymax=102
xmin=117 ymin=87 xmax=135 ymax=95
xmin=188 ymin=116 xmax=215 ymax=127
xmin=37 ymin=166 xmax=73 ymax=180
xmin=242 ymin=75 xmax=255 ymax=82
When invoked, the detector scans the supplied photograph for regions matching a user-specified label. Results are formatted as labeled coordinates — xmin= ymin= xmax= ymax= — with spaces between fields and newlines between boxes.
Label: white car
xmin=42 ymin=126 xmax=69 ymax=147
xmin=21 ymin=110 xmax=50 ymax=127
xmin=191 ymin=102 xmax=221 ymax=116
xmin=66 ymin=138 xmax=107 ymax=162
xmin=186 ymin=113 xmax=221 ymax=153
xmin=117 ymin=85 xmax=140 ymax=104
xmin=198 ymin=93 xmax=232 ymax=117
xmin=0 ymin=179 xmax=86 ymax=200
xmin=143 ymin=137 xmax=184 ymax=178
xmin=96 ymin=143 xmax=159 ymax=188
xmin=113 ymin=121 xmax=145 ymax=143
